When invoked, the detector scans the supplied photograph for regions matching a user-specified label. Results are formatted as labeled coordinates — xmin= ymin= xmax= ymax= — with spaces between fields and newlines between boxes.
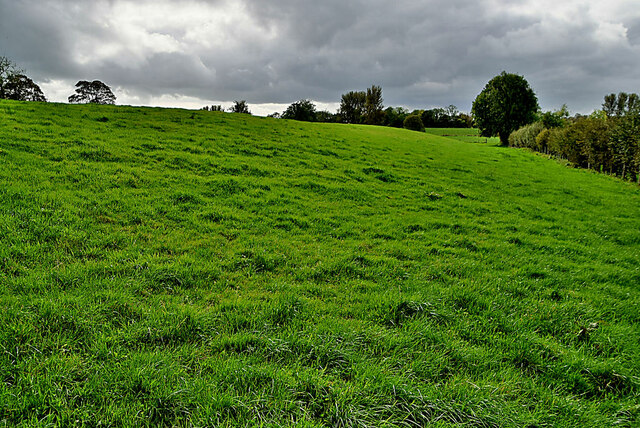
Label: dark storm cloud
xmin=1 ymin=0 xmax=639 ymax=113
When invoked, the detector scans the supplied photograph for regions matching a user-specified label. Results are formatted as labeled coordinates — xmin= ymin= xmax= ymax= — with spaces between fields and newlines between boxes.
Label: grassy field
xmin=1 ymin=100 xmax=639 ymax=427
xmin=425 ymin=128 xmax=499 ymax=145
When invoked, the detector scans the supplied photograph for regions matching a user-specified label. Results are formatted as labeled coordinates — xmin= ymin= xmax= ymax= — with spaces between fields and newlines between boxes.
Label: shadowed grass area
xmin=1 ymin=100 xmax=639 ymax=426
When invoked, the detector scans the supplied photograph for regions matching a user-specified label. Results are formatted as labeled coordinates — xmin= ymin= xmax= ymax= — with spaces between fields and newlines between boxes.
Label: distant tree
xmin=603 ymin=92 xmax=640 ymax=117
xmin=3 ymin=74 xmax=46 ymax=102
xmin=229 ymin=100 xmax=250 ymax=114
xmin=68 ymin=80 xmax=116 ymax=104
xmin=363 ymin=85 xmax=384 ymax=125
xmin=384 ymin=106 xmax=409 ymax=128
xmin=628 ymin=93 xmax=640 ymax=115
xmin=403 ymin=114 xmax=425 ymax=132
xmin=615 ymin=92 xmax=629 ymax=117
xmin=472 ymin=71 xmax=539 ymax=145
xmin=421 ymin=108 xmax=444 ymax=127
xmin=282 ymin=99 xmax=317 ymax=122
xmin=267 ymin=112 xmax=282 ymax=119
xmin=338 ymin=90 xmax=366 ymax=124
xmin=0 ymin=57 xmax=47 ymax=102
xmin=0 ymin=56 xmax=22 ymax=99
xmin=421 ymin=107 xmax=470 ymax=128
xmin=458 ymin=112 xmax=473 ymax=128
xmin=202 ymin=105 xmax=223 ymax=112
xmin=603 ymin=93 xmax=617 ymax=117
xmin=316 ymin=110 xmax=337 ymax=123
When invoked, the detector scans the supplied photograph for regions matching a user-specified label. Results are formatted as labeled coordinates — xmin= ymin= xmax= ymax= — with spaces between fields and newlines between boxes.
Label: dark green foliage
xmin=403 ymin=114 xmax=425 ymax=132
xmin=338 ymin=90 xmax=366 ymax=124
xmin=1 ymin=100 xmax=639 ymax=426
xmin=339 ymin=86 xmax=385 ymax=125
xmin=0 ymin=56 xmax=46 ymax=102
xmin=229 ymin=100 xmax=250 ymax=114
xmin=383 ymin=106 xmax=409 ymax=128
xmin=603 ymin=92 xmax=640 ymax=117
xmin=68 ymin=80 xmax=116 ymax=105
xmin=282 ymin=99 xmax=317 ymax=122
xmin=363 ymin=85 xmax=384 ymax=125
xmin=472 ymin=71 xmax=539 ymax=145
xmin=0 ymin=56 xmax=20 ymax=99
xmin=421 ymin=105 xmax=472 ymax=128
xmin=315 ymin=110 xmax=338 ymax=123
xmin=540 ymin=105 xmax=569 ymax=129
xmin=3 ymin=74 xmax=46 ymax=102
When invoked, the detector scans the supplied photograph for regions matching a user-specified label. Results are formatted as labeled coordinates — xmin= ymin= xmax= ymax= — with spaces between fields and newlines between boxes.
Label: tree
xmin=421 ymin=108 xmax=444 ymax=127
xmin=316 ymin=110 xmax=337 ymax=123
xmin=3 ymin=74 xmax=46 ymax=102
xmin=282 ymin=99 xmax=317 ymax=122
xmin=363 ymin=85 xmax=384 ymax=125
xmin=68 ymin=80 xmax=116 ymax=104
xmin=403 ymin=114 xmax=425 ymax=132
xmin=472 ymin=72 xmax=539 ymax=145
xmin=384 ymin=106 xmax=409 ymax=128
xmin=0 ymin=57 xmax=47 ymax=102
xmin=603 ymin=92 xmax=640 ymax=117
xmin=229 ymin=100 xmax=250 ymax=114
xmin=603 ymin=93 xmax=617 ymax=117
xmin=0 ymin=56 xmax=21 ymax=99
xmin=540 ymin=105 xmax=569 ymax=129
xmin=338 ymin=91 xmax=366 ymax=124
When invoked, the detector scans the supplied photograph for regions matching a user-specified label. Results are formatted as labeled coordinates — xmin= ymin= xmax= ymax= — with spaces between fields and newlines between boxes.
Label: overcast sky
xmin=1 ymin=0 xmax=639 ymax=115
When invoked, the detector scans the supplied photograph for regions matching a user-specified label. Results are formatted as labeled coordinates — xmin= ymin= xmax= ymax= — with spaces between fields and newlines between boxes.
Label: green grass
xmin=425 ymin=128 xmax=500 ymax=144
xmin=1 ymin=100 xmax=639 ymax=427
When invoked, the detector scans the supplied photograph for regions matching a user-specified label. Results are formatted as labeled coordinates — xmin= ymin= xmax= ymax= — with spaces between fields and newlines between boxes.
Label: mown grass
xmin=1 ymin=100 xmax=639 ymax=427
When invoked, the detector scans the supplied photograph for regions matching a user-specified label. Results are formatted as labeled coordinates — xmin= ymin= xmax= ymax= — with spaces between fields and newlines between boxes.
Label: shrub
xmin=403 ymin=114 xmax=425 ymax=132
xmin=508 ymin=122 xmax=544 ymax=148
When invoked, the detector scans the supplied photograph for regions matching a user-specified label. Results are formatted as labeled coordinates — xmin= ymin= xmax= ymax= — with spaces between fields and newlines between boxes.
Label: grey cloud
xmin=626 ymin=19 xmax=640 ymax=45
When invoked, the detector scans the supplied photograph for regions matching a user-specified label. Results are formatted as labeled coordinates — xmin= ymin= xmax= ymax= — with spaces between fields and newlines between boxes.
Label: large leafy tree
xmin=472 ymin=72 xmax=539 ymax=145
xmin=338 ymin=90 xmax=366 ymax=124
xmin=282 ymin=99 xmax=317 ymax=122
xmin=1 ymin=56 xmax=47 ymax=102
xmin=68 ymin=80 xmax=116 ymax=105
xmin=363 ymin=85 xmax=384 ymax=125
xmin=4 ymin=74 xmax=46 ymax=102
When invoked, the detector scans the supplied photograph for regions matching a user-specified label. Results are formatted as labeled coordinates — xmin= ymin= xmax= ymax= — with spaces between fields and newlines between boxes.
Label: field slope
xmin=1 ymin=100 xmax=639 ymax=427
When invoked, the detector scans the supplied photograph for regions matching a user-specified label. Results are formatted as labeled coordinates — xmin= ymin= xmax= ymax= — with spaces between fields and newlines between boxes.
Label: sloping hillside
xmin=1 ymin=100 xmax=639 ymax=426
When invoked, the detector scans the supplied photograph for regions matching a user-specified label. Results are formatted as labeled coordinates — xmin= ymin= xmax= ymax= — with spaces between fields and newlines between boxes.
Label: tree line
xmin=259 ymin=85 xmax=473 ymax=131
xmin=508 ymin=94 xmax=640 ymax=183
xmin=469 ymin=70 xmax=640 ymax=184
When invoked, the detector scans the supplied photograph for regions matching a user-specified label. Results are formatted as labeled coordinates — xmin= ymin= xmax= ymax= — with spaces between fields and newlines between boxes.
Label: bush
xmin=403 ymin=114 xmax=425 ymax=132
xmin=282 ymin=99 xmax=317 ymax=122
xmin=536 ymin=129 xmax=552 ymax=153
xmin=508 ymin=122 xmax=544 ymax=148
